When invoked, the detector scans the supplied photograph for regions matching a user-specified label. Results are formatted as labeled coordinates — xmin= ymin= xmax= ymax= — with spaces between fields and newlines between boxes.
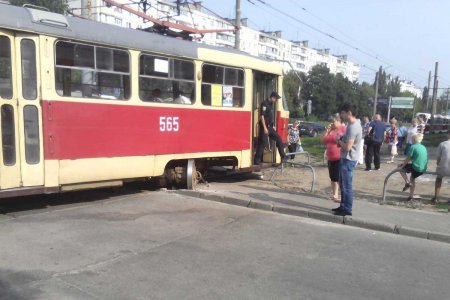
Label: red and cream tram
xmin=0 ymin=4 xmax=289 ymax=197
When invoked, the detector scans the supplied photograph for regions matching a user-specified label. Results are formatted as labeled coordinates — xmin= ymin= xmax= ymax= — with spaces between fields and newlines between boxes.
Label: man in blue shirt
xmin=365 ymin=114 xmax=386 ymax=171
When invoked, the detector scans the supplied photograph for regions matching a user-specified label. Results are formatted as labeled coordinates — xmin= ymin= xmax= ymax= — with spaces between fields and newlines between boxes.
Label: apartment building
xmin=67 ymin=0 xmax=360 ymax=81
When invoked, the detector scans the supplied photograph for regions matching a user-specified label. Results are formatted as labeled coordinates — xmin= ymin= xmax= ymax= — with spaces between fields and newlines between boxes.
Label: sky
xmin=200 ymin=0 xmax=450 ymax=93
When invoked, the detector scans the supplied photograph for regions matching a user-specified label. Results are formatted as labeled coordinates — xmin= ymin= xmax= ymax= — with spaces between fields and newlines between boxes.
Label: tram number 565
xmin=159 ymin=116 xmax=179 ymax=132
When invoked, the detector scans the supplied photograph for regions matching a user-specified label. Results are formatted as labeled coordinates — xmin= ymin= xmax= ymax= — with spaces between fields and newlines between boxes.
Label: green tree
xmin=283 ymin=70 xmax=305 ymax=118
xmin=10 ymin=0 xmax=69 ymax=14
xmin=301 ymin=65 xmax=336 ymax=118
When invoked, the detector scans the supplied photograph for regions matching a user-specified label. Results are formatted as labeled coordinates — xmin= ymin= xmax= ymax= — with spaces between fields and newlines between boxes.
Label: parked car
xmin=299 ymin=122 xmax=326 ymax=137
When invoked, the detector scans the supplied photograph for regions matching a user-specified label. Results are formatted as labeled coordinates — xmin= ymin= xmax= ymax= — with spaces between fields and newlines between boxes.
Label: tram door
xmin=0 ymin=30 xmax=21 ymax=189
xmin=253 ymin=72 xmax=277 ymax=163
xmin=0 ymin=30 xmax=44 ymax=189
xmin=14 ymin=33 xmax=44 ymax=187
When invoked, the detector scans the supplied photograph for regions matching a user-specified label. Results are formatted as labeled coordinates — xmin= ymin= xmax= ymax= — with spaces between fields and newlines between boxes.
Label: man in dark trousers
xmin=254 ymin=91 xmax=287 ymax=165
xmin=365 ymin=114 xmax=386 ymax=171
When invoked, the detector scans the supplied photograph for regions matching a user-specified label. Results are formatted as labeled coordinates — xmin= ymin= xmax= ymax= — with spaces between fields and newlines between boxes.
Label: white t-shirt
xmin=436 ymin=140 xmax=450 ymax=177
xmin=406 ymin=126 xmax=418 ymax=144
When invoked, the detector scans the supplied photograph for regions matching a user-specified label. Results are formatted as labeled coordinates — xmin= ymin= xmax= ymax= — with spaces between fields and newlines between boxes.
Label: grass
xmin=300 ymin=136 xmax=326 ymax=161
xmin=423 ymin=132 xmax=448 ymax=147
xmin=434 ymin=202 xmax=449 ymax=210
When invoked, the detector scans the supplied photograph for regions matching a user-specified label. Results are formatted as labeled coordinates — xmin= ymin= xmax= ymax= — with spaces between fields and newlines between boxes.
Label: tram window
xmin=55 ymin=41 xmax=130 ymax=100
xmin=23 ymin=105 xmax=40 ymax=164
xmin=201 ymin=64 xmax=244 ymax=107
xmin=0 ymin=36 xmax=13 ymax=99
xmin=139 ymin=54 xmax=195 ymax=104
xmin=1 ymin=104 xmax=16 ymax=166
xmin=21 ymin=39 xmax=37 ymax=100
xmin=202 ymin=64 xmax=224 ymax=84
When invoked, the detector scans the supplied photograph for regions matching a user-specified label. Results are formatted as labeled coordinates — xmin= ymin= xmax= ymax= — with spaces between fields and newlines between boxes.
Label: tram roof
xmin=0 ymin=4 xmax=282 ymax=74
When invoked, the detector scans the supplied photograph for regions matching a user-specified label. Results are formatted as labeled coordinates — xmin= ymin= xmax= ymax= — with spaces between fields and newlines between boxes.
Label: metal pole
xmin=373 ymin=66 xmax=382 ymax=116
xmin=235 ymin=0 xmax=241 ymax=50
xmin=431 ymin=62 xmax=439 ymax=118
xmin=426 ymin=71 xmax=431 ymax=112
xmin=387 ymin=96 xmax=392 ymax=122
xmin=412 ymin=97 xmax=417 ymax=119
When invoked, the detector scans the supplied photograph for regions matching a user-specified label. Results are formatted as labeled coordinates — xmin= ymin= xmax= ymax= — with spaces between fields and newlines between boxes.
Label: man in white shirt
xmin=432 ymin=131 xmax=450 ymax=209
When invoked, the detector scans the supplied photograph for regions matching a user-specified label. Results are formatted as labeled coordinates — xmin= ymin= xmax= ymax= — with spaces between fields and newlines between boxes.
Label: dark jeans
xmin=288 ymin=144 xmax=297 ymax=159
xmin=397 ymin=136 xmax=405 ymax=149
xmin=339 ymin=158 xmax=357 ymax=213
xmin=254 ymin=126 xmax=286 ymax=164
xmin=365 ymin=141 xmax=382 ymax=170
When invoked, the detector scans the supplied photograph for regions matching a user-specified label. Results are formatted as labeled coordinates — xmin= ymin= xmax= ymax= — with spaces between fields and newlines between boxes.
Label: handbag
xmin=296 ymin=144 xmax=304 ymax=153
xmin=390 ymin=144 xmax=398 ymax=156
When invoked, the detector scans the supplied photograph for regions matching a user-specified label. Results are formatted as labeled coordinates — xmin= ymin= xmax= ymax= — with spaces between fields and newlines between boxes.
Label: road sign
xmin=391 ymin=97 xmax=414 ymax=109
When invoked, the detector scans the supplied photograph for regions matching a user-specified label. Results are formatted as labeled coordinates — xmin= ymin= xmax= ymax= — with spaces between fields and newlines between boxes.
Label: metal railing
xmin=382 ymin=168 xmax=445 ymax=202
xmin=270 ymin=151 xmax=316 ymax=192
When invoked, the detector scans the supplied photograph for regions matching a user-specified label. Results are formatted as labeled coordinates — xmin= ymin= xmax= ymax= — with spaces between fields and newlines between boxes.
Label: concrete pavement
xmin=178 ymin=174 xmax=450 ymax=243
xmin=1 ymin=190 xmax=449 ymax=299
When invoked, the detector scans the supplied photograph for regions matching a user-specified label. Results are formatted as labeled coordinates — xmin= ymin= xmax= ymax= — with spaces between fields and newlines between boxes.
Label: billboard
xmin=391 ymin=97 xmax=414 ymax=109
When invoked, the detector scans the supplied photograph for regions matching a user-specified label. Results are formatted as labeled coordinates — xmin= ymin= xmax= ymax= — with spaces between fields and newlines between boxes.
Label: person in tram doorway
xmin=254 ymin=91 xmax=287 ymax=165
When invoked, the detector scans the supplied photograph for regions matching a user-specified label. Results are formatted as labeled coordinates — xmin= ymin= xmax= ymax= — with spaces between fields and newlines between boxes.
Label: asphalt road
xmin=0 ymin=189 xmax=449 ymax=300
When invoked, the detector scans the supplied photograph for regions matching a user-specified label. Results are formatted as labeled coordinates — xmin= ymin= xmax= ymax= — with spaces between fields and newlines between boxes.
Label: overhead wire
xmin=254 ymin=0 xmax=433 ymax=86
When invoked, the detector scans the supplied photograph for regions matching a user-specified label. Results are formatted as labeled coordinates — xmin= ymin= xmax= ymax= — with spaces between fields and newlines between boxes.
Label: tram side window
xmin=0 ymin=36 xmax=13 ymax=99
xmin=23 ymin=105 xmax=40 ymax=164
xmin=21 ymin=39 xmax=38 ymax=100
xmin=139 ymin=54 xmax=195 ymax=104
xmin=1 ymin=104 xmax=16 ymax=166
xmin=201 ymin=64 xmax=244 ymax=107
xmin=55 ymin=41 xmax=130 ymax=100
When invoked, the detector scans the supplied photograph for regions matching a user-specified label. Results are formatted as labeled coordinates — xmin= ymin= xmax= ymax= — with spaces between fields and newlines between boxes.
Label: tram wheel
xmin=186 ymin=159 xmax=198 ymax=190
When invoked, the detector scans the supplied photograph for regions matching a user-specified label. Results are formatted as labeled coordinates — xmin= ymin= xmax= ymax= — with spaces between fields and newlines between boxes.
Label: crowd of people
xmin=254 ymin=92 xmax=449 ymax=214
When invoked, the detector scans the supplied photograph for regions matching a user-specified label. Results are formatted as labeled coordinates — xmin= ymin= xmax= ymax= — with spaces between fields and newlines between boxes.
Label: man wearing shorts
xmin=398 ymin=133 xmax=428 ymax=201
xmin=432 ymin=131 xmax=450 ymax=209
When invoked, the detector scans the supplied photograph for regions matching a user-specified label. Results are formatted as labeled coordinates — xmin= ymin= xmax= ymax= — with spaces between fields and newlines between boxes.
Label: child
xmin=398 ymin=133 xmax=428 ymax=201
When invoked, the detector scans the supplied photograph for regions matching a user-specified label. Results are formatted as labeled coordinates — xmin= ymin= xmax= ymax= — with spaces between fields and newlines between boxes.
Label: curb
xmin=172 ymin=190 xmax=450 ymax=244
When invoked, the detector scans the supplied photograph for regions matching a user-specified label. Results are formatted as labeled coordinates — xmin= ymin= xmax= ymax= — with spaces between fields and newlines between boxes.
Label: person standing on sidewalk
xmin=405 ymin=118 xmax=419 ymax=155
xmin=365 ymin=114 xmax=386 ymax=171
xmin=386 ymin=119 xmax=398 ymax=163
xmin=287 ymin=120 xmax=302 ymax=159
xmin=254 ymin=92 xmax=287 ymax=165
xmin=322 ymin=113 xmax=346 ymax=203
xmin=432 ymin=131 xmax=450 ymax=205
xmin=332 ymin=104 xmax=362 ymax=216
xmin=398 ymin=133 xmax=428 ymax=201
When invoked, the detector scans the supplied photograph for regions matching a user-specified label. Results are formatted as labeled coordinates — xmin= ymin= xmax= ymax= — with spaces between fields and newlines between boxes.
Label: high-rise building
xmin=67 ymin=0 xmax=360 ymax=81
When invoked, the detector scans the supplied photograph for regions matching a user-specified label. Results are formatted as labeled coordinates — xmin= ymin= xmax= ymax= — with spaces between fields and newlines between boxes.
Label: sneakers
xmin=331 ymin=206 xmax=342 ymax=212
xmin=334 ymin=210 xmax=352 ymax=216
xmin=402 ymin=183 xmax=411 ymax=192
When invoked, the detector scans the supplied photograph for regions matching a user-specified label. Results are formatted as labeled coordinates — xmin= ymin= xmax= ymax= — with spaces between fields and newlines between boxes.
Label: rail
xmin=382 ymin=168 xmax=445 ymax=202
xmin=270 ymin=151 xmax=316 ymax=192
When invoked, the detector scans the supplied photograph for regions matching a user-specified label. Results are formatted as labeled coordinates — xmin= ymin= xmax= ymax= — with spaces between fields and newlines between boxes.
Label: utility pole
xmin=80 ymin=0 xmax=92 ymax=19
xmin=372 ymin=65 xmax=382 ymax=116
xmin=425 ymin=71 xmax=431 ymax=112
xmin=431 ymin=62 xmax=439 ymax=118
xmin=446 ymin=87 xmax=449 ymax=114
xmin=235 ymin=0 xmax=241 ymax=50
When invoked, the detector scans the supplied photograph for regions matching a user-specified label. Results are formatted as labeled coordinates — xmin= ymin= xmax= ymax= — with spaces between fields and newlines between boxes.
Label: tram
xmin=0 ymin=4 xmax=289 ymax=197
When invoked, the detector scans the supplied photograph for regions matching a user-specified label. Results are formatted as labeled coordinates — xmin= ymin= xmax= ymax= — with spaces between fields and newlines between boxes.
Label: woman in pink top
xmin=322 ymin=113 xmax=347 ymax=202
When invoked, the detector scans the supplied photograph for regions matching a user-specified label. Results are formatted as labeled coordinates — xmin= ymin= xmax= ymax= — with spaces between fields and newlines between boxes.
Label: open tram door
xmin=0 ymin=30 xmax=44 ymax=191
xmin=252 ymin=72 xmax=278 ymax=164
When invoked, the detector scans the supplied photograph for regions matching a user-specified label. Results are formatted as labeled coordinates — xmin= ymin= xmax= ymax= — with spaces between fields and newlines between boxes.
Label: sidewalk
xmin=174 ymin=175 xmax=450 ymax=244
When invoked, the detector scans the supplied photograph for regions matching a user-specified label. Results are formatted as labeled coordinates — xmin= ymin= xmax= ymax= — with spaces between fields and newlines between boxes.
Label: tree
xmin=283 ymin=70 xmax=305 ymax=118
xmin=301 ymin=65 xmax=336 ymax=118
xmin=10 ymin=0 xmax=69 ymax=14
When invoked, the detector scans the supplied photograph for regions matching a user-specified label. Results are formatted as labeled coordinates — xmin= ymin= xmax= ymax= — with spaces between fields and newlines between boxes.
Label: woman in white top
xmin=404 ymin=118 xmax=419 ymax=155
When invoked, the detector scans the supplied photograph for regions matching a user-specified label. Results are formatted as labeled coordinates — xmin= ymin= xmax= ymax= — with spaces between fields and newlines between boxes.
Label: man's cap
xmin=270 ymin=91 xmax=281 ymax=99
